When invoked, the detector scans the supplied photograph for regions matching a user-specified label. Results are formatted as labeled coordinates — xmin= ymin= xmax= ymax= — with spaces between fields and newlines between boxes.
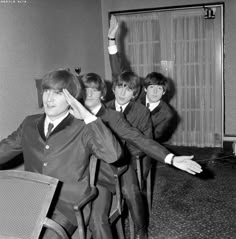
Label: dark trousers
xmin=39 ymin=208 xmax=77 ymax=239
xmin=89 ymin=165 xmax=148 ymax=239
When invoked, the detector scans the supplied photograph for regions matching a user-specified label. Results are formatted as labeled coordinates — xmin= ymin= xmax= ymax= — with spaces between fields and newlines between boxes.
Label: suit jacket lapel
xmin=38 ymin=113 xmax=75 ymax=141
xmin=151 ymin=100 xmax=162 ymax=115
xmin=37 ymin=114 xmax=46 ymax=140
xmin=51 ymin=114 xmax=74 ymax=136
xmin=123 ymin=101 xmax=133 ymax=116
xmin=96 ymin=104 xmax=106 ymax=117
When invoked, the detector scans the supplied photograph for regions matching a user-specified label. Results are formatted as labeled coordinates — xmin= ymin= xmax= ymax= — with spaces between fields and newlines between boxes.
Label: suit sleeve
xmin=106 ymin=111 xmax=169 ymax=163
xmin=109 ymin=52 xmax=130 ymax=80
xmin=85 ymin=118 xmax=122 ymax=164
xmin=0 ymin=122 xmax=23 ymax=164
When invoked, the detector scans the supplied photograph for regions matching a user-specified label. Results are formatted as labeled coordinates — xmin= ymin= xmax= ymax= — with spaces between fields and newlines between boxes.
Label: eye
xmin=55 ymin=90 xmax=63 ymax=95
xmin=92 ymin=88 xmax=99 ymax=92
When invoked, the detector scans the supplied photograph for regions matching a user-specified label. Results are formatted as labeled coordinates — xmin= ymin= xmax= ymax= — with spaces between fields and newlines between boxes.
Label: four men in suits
xmin=0 ymin=15 xmax=203 ymax=239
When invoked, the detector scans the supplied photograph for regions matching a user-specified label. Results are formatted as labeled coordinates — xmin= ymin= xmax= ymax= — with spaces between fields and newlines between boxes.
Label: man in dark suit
xmin=139 ymin=72 xmax=175 ymax=143
xmin=0 ymin=69 xmax=122 ymax=239
xmin=65 ymin=73 xmax=202 ymax=239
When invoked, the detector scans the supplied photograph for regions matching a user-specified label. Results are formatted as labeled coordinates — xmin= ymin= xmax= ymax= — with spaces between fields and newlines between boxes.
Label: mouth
xmin=45 ymin=104 xmax=55 ymax=109
xmin=119 ymin=97 xmax=125 ymax=101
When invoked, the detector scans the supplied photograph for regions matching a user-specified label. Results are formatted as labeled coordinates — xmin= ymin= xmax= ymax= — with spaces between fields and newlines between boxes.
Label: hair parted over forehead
xmin=41 ymin=69 xmax=81 ymax=99
xmin=144 ymin=72 xmax=168 ymax=92
xmin=112 ymin=71 xmax=141 ymax=98
xmin=80 ymin=73 xmax=107 ymax=98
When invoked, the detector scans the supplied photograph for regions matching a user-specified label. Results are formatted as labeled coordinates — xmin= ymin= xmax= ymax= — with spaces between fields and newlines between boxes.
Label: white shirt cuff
xmin=108 ymin=45 xmax=118 ymax=55
xmin=84 ymin=115 xmax=97 ymax=124
xmin=164 ymin=153 xmax=175 ymax=164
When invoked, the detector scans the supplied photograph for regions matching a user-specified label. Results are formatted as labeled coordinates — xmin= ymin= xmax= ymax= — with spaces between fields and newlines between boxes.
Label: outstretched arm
xmin=64 ymin=89 xmax=202 ymax=175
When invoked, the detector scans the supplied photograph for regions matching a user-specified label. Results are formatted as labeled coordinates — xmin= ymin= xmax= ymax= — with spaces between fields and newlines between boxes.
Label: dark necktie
xmin=146 ymin=103 xmax=150 ymax=110
xmin=120 ymin=106 xmax=123 ymax=113
xmin=46 ymin=123 xmax=54 ymax=139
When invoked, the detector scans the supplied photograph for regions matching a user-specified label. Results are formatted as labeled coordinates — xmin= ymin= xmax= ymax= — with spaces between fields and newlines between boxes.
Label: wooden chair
xmin=73 ymin=154 xmax=98 ymax=239
xmin=108 ymin=165 xmax=128 ymax=239
xmin=0 ymin=167 xmax=98 ymax=239
xmin=85 ymin=156 xmax=128 ymax=239
xmin=136 ymin=155 xmax=152 ymax=213
xmin=0 ymin=170 xmax=70 ymax=239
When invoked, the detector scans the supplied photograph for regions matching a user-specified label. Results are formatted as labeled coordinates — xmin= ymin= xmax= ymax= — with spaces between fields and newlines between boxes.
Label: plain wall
xmin=101 ymin=0 xmax=236 ymax=139
xmin=0 ymin=0 xmax=104 ymax=140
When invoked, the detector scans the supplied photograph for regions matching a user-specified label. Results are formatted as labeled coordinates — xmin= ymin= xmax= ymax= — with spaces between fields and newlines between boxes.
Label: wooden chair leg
xmin=147 ymin=170 xmax=152 ymax=214
xmin=116 ymin=217 xmax=126 ymax=239
xmin=129 ymin=211 xmax=135 ymax=239
xmin=86 ymin=228 xmax=92 ymax=239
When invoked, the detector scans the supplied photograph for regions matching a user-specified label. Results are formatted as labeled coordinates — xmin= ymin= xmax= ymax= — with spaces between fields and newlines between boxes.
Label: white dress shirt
xmin=44 ymin=112 xmax=69 ymax=137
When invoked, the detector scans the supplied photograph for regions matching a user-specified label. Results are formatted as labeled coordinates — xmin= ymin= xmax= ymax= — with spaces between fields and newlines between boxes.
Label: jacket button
xmin=43 ymin=162 xmax=48 ymax=166
xmin=45 ymin=145 xmax=50 ymax=149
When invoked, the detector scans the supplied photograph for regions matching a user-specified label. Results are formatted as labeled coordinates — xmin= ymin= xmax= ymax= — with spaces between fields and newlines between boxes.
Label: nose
xmin=87 ymin=88 xmax=93 ymax=97
xmin=46 ymin=90 xmax=55 ymax=102
xmin=153 ymin=87 xmax=158 ymax=94
xmin=120 ymin=87 xmax=126 ymax=96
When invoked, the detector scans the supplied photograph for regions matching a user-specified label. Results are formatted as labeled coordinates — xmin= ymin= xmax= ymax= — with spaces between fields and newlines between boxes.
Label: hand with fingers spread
xmin=172 ymin=155 xmax=202 ymax=175
xmin=63 ymin=89 xmax=93 ymax=120
xmin=108 ymin=15 xmax=119 ymax=40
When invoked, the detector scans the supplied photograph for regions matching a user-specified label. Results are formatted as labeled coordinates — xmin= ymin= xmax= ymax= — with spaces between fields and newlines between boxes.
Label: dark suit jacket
xmin=96 ymin=104 xmax=170 ymax=191
xmin=105 ymin=100 xmax=154 ymax=173
xmin=139 ymin=92 xmax=174 ymax=143
xmin=0 ymin=113 xmax=121 ymax=225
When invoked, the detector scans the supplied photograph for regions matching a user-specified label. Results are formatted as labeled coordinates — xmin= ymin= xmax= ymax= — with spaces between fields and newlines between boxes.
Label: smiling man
xmin=0 ymin=69 xmax=122 ymax=239
xmin=139 ymin=72 xmax=175 ymax=143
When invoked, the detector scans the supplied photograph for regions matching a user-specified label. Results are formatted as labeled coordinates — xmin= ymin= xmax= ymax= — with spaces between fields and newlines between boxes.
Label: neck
xmin=47 ymin=110 xmax=69 ymax=122
xmin=86 ymin=103 xmax=102 ymax=115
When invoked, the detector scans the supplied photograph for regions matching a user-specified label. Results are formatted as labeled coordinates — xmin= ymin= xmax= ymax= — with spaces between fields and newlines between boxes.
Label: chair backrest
xmin=0 ymin=170 xmax=69 ymax=239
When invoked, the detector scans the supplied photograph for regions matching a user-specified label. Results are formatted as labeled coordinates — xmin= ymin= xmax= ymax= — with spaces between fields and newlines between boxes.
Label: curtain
xmin=115 ymin=8 xmax=222 ymax=147
xmin=170 ymin=11 xmax=221 ymax=147
xmin=116 ymin=13 xmax=161 ymax=78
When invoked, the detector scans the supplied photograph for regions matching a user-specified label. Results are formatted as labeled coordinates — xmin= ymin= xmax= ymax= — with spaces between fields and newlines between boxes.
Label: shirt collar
xmin=115 ymin=100 xmax=129 ymax=112
xmin=45 ymin=112 xmax=69 ymax=129
xmin=90 ymin=104 xmax=102 ymax=116
xmin=146 ymin=96 xmax=160 ymax=111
